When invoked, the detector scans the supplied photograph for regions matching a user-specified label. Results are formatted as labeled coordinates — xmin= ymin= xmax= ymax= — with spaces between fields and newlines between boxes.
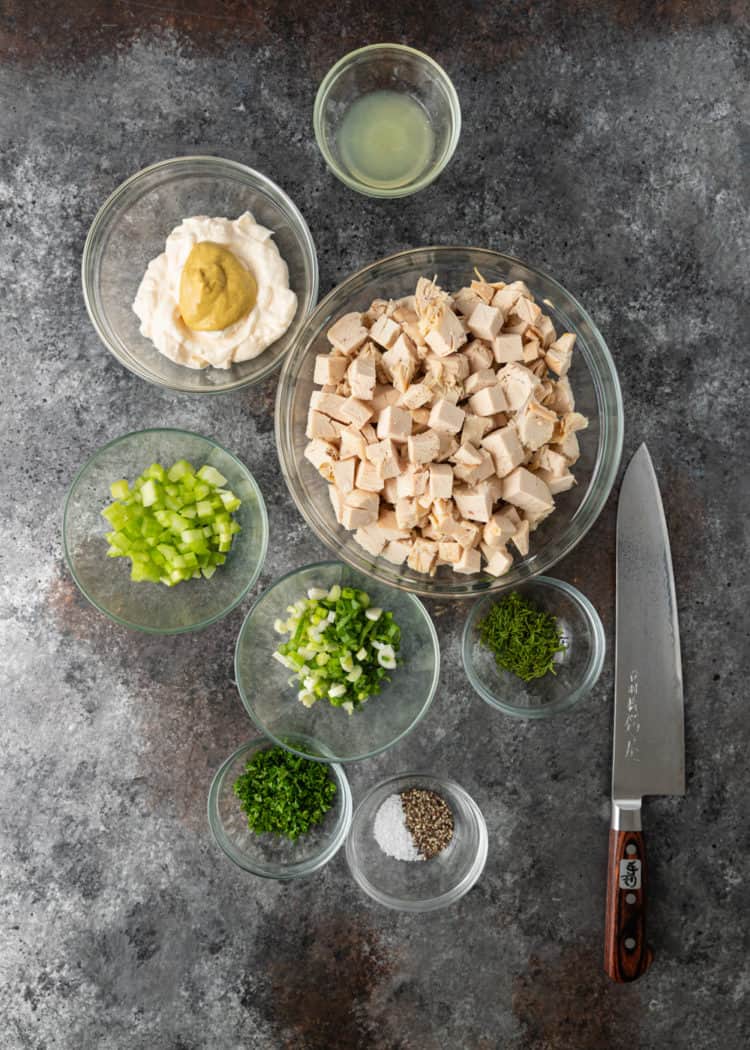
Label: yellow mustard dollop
xmin=179 ymin=241 xmax=257 ymax=331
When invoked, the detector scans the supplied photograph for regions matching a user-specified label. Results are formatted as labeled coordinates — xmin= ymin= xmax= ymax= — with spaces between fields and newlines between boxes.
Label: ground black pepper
xmin=400 ymin=788 xmax=454 ymax=860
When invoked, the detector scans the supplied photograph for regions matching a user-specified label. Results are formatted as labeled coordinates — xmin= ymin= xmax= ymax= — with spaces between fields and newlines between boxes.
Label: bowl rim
xmin=313 ymin=43 xmax=462 ymax=198
xmin=461 ymin=575 xmax=606 ymax=718
xmin=275 ymin=245 xmax=624 ymax=598
xmin=345 ymin=771 xmax=488 ymax=912
xmin=207 ymin=736 xmax=353 ymax=880
xmin=81 ymin=154 xmax=320 ymax=394
xmin=62 ymin=426 xmax=269 ymax=634
xmin=233 ymin=559 xmax=441 ymax=763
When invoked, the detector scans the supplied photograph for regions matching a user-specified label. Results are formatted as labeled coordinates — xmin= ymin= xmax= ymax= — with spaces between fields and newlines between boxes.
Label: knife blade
xmin=603 ymin=443 xmax=685 ymax=982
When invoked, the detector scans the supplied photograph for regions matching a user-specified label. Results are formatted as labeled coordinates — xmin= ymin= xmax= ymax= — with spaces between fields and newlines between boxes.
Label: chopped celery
xmin=101 ymin=457 xmax=242 ymax=586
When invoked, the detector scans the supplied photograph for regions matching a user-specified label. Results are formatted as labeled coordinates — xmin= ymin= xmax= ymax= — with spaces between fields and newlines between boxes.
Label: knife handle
xmin=604 ymin=827 xmax=653 ymax=982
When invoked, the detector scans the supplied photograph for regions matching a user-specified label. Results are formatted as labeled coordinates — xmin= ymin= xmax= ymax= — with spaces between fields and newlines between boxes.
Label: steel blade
xmin=613 ymin=444 xmax=685 ymax=803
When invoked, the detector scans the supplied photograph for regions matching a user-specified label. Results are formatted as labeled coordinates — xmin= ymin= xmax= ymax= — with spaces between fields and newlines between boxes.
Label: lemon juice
xmin=337 ymin=90 xmax=435 ymax=190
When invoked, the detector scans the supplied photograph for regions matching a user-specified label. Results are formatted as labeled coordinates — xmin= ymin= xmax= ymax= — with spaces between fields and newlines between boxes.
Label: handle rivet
xmin=625 ymin=893 xmax=636 ymax=904
xmin=624 ymin=937 xmax=636 ymax=949
xmin=626 ymin=844 xmax=637 ymax=856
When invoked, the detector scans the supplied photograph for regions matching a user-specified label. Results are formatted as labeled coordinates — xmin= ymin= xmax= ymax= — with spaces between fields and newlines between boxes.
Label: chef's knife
xmin=604 ymin=443 xmax=685 ymax=982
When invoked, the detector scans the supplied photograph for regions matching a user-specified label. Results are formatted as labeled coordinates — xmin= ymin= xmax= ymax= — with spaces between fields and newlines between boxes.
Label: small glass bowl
xmin=82 ymin=155 xmax=319 ymax=393
xmin=313 ymin=44 xmax=461 ymax=198
xmin=275 ymin=246 xmax=624 ymax=598
xmin=208 ymin=737 xmax=352 ymax=879
xmin=234 ymin=561 xmax=440 ymax=763
xmin=462 ymin=576 xmax=605 ymax=718
xmin=346 ymin=773 xmax=488 ymax=912
xmin=63 ymin=428 xmax=268 ymax=633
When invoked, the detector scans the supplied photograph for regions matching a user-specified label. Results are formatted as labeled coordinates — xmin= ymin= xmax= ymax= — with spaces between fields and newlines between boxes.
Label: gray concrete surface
xmin=1 ymin=3 xmax=748 ymax=1047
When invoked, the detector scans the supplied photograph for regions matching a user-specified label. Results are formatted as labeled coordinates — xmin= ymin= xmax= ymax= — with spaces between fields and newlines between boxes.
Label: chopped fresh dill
xmin=478 ymin=591 xmax=566 ymax=682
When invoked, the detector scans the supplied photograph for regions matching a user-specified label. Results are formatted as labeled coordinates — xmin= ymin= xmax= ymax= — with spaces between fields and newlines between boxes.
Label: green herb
xmin=233 ymin=747 xmax=337 ymax=840
xmin=478 ymin=591 xmax=566 ymax=682
xmin=273 ymin=584 xmax=402 ymax=713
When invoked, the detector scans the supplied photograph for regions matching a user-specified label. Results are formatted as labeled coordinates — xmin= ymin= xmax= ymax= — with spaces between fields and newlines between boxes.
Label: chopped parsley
xmin=233 ymin=747 xmax=337 ymax=841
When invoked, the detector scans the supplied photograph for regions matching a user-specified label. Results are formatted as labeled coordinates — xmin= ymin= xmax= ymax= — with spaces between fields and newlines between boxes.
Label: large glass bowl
xmin=462 ymin=577 xmax=606 ymax=718
xmin=345 ymin=772 xmax=488 ymax=912
xmin=313 ymin=44 xmax=461 ymax=198
xmin=208 ymin=737 xmax=352 ymax=880
xmin=276 ymin=246 xmax=623 ymax=598
xmin=63 ymin=428 xmax=268 ymax=633
xmin=234 ymin=561 xmax=440 ymax=763
xmin=82 ymin=156 xmax=319 ymax=393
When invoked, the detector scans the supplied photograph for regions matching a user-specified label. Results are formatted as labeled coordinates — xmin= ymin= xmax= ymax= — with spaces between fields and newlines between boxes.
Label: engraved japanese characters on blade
xmin=624 ymin=669 xmax=641 ymax=762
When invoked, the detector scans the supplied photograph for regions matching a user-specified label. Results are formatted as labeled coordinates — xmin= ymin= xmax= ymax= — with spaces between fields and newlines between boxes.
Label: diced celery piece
xmin=197 ymin=465 xmax=227 ymax=487
xmin=110 ymin=479 xmax=130 ymax=500
xmin=193 ymin=482 xmax=210 ymax=501
xmin=181 ymin=505 xmax=197 ymax=519
xmin=195 ymin=500 xmax=213 ymax=519
xmin=145 ymin=463 xmax=167 ymax=483
xmin=164 ymin=483 xmax=179 ymax=497
xmin=219 ymin=491 xmax=241 ymax=512
xmin=140 ymin=479 xmax=161 ymax=507
xmin=167 ymin=459 xmax=195 ymax=482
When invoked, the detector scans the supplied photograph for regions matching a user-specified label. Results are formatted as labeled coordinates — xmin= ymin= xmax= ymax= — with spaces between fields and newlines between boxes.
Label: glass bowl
xmin=313 ymin=44 xmax=461 ymax=198
xmin=234 ymin=561 xmax=440 ymax=763
xmin=63 ymin=428 xmax=268 ymax=633
xmin=82 ymin=155 xmax=319 ymax=393
xmin=462 ymin=576 xmax=605 ymax=718
xmin=275 ymin=246 xmax=624 ymax=598
xmin=345 ymin=773 xmax=488 ymax=911
xmin=207 ymin=737 xmax=352 ymax=879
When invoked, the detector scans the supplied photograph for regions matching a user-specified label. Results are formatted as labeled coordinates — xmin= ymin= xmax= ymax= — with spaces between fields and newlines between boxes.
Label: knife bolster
xmin=612 ymin=800 xmax=642 ymax=831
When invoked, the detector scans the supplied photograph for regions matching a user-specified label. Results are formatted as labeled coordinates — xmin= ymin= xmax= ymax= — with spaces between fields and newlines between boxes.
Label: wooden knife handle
xmin=603 ymin=828 xmax=653 ymax=981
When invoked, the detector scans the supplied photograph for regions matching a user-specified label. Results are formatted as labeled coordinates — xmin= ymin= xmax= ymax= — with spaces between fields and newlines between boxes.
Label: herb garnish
xmin=478 ymin=591 xmax=566 ymax=682
xmin=233 ymin=747 xmax=337 ymax=840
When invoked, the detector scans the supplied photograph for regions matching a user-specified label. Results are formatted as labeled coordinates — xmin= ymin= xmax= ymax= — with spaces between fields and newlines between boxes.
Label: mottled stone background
xmin=1 ymin=2 xmax=748 ymax=1048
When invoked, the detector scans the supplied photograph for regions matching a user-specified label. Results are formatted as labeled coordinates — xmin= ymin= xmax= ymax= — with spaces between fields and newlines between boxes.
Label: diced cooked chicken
xmin=452 ymin=288 xmax=483 ymax=318
xmin=462 ymin=414 xmax=492 ymax=446
xmin=382 ymin=477 xmax=399 ymax=503
xmin=514 ymin=296 xmax=542 ymax=326
xmin=523 ymin=338 xmax=542 ymax=363
xmin=339 ymin=426 xmax=367 ymax=460
xmin=468 ymin=383 xmax=507 ymax=417
xmin=510 ymin=519 xmax=530 ymax=556
xmin=492 ymin=333 xmax=525 ymax=364
xmin=341 ymin=396 xmax=374 ymax=429
xmin=482 ymin=506 xmax=521 ymax=548
xmin=366 ymin=438 xmax=402 ymax=479
xmin=408 ymin=538 xmax=439 ymax=575
xmin=428 ymin=398 xmax=465 ymax=435
xmin=464 ymin=340 xmax=494 ymax=373
xmin=332 ymin=459 xmax=356 ymax=494
xmin=355 ymin=459 xmax=385 ymax=492
xmin=375 ymin=508 xmax=411 ymax=542
xmin=369 ymin=314 xmax=401 ymax=350
xmin=425 ymin=351 xmax=470 ymax=384
xmin=306 ymin=409 xmax=338 ymax=441
xmin=397 ymin=464 xmax=429 ymax=498
xmin=464 ymin=368 xmax=496 ymax=397
xmin=408 ymin=429 xmax=441 ymax=464
xmin=454 ymin=546 xmax=482 ymax=574
xmin=537 ymin=314 xmax=556 ymax=348
xmin=468 ymin=303 xmax=503 ymax=342
xmin=395 ymin=497 xmax=419 ymax=530
xmin=382 ymin=333 xmax=418 ymax=392
xmin=429 ymin=462 xmax=454 ymax=501
xmin=377 ymin=405 xmax=412 ymax=442
xmin=481 ymin=543 xmax=513 ymax=577
xmin=438 ymin=540 xmax=463 ymax=564
xmin=304 ymin=438 xmax=338 ymax=474
xmin=453 ymin=448 xmax=495 ymax=485
xmin=347 ymin=354 xmax=377 ymax=401
xmin=328 ymin=312 xmax=369 ymax=354
xmin=341 ymin=488 xmax=379 ymax=528
xmin=454 ymin=480 xmax=495 ymax=523
xmin=424 ymin=304 xmax=468 ymax=357
xmin=314 ymin=354 xmax=348 ymax=386
xmin=544 ymin=375 xmax=575 ymax=414
xmin=514 ymin=397 xmax=557 ymax=451
xmin=354 ymin=525 xmax=386 ymax=556
xmin=537 ymin=447 xmax=569 ymax=476
xmin=481 ymin=425 xmax=525 ymax=478
xmin=495 ymin=362 xmax=541 ymax=411
xmin=310 ymin=391 xmax=350 ymax=422
xmin=435 ymin=431 xmax=459 ymax=462
xmin=329 ymin=484 xmax=345 ymax=524
xmin=535 ymin=468 xmax=576 ymax=494
xmin=399 ymin=382 xmax=433 ymax=410
xmin=372 ymin=383 xmax=401 ymax=412
xmin=503 ymin=467 xmax=554 ymax=515
xmin=553 ymin=430 xmax=580 ymax=464
xmin=545 ymin=333 xmax=575 ymax=376
xmin=382 ymin=538 xmax=414 ymax=565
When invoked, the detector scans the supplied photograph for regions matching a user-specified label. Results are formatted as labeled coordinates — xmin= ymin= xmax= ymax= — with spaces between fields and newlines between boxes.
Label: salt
xmin=373 ymin=794 xmax=421 ymax=861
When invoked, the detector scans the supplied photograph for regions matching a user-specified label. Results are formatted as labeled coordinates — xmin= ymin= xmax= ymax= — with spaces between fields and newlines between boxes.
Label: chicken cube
xmin=544 ymin=376 xmax=575 ymax=415
xmin=492 ymin=333 xmax=525 ymax=364
xmin=452 ymin=288 xmax=483 ymax=319
xmin=306 ymin=410 xmax=339 ymax=442
xmin=537 ymin=314 xmax=557 ymax=348
xmin=535 ymin=468 xmax=577 ymax=495
xmin=339 ymin=426 xmax=367 ymax=460
xmin=382 ymin=538 xmax=414 ymax=565
xmin=396 ymin=497 xmax=420 ymax=530
xmin=310 ymin=391 xmax=350 ymax=422
xmin=468 ymin=383 xmax=507 ymax=417
xmin=481 ymin=544 xmax=513 ymax=578
xmin=523 ymin=337 xmax=542 ymax=363
xmin=453 ymin=442 xmax=483 ymax=467
xmin=435 ymin=431 xmax=459 ymax=462
xmin=510 ymin=519 xmax=530 ymax=557
xmin=407 ymin=538 xmax=439 ymax=575
xmin=429 ymin=462 xmax=454 ymax=501
xmin=372 ymin=383 xmax=401 ymax=412
xmin=502 ymin=467 xmax=554 ymax=515
xmin=454 ymin=481 xmax=495 ymax=523
xmin=438 ymin=540 xmax=463 ymax=564
xmin=462 ymin=414 xmax=492 ymax=447
xmin=514 ymin=296 xmax=542 ymax=326
xmin=355 ymin=459 xmax=385 ymax=492
xmin=464 ymin=340 xmax=494 ymax=373
xmin=553 ymin=430 xmax=580 ymax=464
xmin=397 ymin=464 xmax=429 ymax=499
xmin=377 ymin=404 xmax=412 ymax=442
xmin=515 ymin=397 xmax=557 ymax=451
xmin=369 ymin=314 xmax=401 ymax=350
xmin=347 ymin=354 xmax=377 ymax=401
xmin=399 ymin=382 xmax=433 ymax=410
xmin=407 ymin=429 xmax=441 ymax=464
xmin=341 ymin=396 xmax=374 ymax=429
xmin=425 ymin=351 xmax=470 ymax=382
xmin=453 ymin=448 xmax=495 ymax=485
xmin=425 ymin=305 xmax=467 ymax=357
xmin=382 ymin=477 xmax=399 ymax=503
xmin=382 ymin=333 xmax=418 ymax=392
xmin=454 ymin=546 xmax=482 ymax=575
xmin=332 ymin=458 xmax=356 ymax=495
xmin=497 ymin=362 xmax=541 ymax=411
xmin=428 ymin=398 xmax=466 ymax=435
xmin=329 ymin=484 xmax=345 ymax=524
xmin=327 ymin=312 xmax=369 ymax=355
xmin=467 ymin=303 xmax=504 ymax=342
xmin=304 ymin=438 xmax=338 ymax=474
xmin=366 ymin=438 xmax=402 ymax=479
xmin=481 ymin=425 xmax=525 ymax=478
xmin=342 ymin=489 xmax=379 ymax=528
xmin=545 ymin=333 xmax=575 ymax=376
xmin=463 ymin=368 xmax=496 ymax=397
xmin=482 ymin=507 xmax=520 ymax=548
xmin=376 ymin=509 xmax=411 ymax=541
xmin=314 ymin=354 xmax=348 ymax=386
xmin=354 ymin=526 xmax=386 ymax=556
xmin=537 ymin=447 xmax=569 ymax=476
